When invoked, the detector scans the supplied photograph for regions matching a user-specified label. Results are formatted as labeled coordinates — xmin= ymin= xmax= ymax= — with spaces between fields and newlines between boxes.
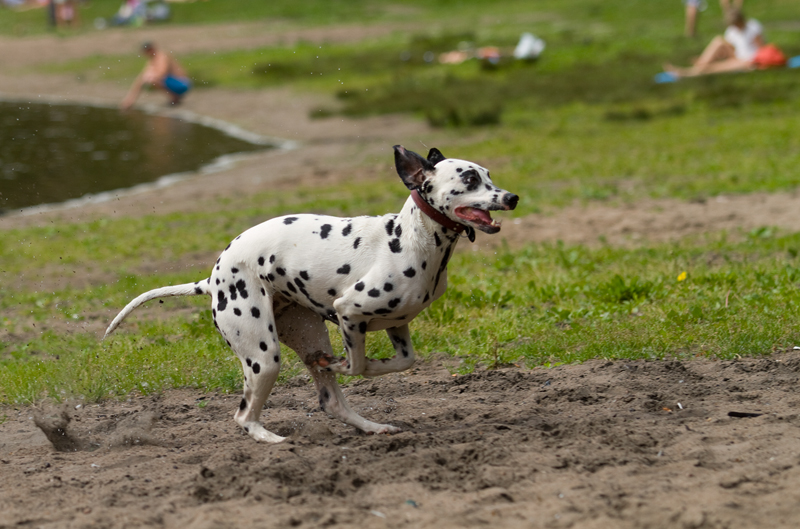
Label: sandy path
xmin=4 ymin=352 xmax=800 ymax=529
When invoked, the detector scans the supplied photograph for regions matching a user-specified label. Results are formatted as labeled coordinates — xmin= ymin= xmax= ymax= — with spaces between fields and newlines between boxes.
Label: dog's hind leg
xmin=361 ymin=324 xmax=417 ymax=377
xmin=215 ymin=279 xmax=285 ymax=443
xmin=275 ymin=303 xmax=401 ymax=435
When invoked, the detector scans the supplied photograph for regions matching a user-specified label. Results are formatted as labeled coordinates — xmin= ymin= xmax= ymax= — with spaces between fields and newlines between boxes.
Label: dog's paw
xmin=242 ymin=422 xmax=286 ymax=443
xmin=367 ymin=423 xmax=402 ymax=435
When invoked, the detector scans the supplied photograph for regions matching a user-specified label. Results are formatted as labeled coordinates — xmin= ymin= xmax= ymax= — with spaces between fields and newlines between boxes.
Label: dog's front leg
xmin=362 ymin=324 xmax=416 ymax=377
xmin=326 ymin=312 xmax=368 ymax=376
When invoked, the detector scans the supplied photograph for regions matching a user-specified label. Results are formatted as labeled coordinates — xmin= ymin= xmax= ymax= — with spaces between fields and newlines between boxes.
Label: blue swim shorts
xmin=164 ymin=76 xmax=192 ymax=95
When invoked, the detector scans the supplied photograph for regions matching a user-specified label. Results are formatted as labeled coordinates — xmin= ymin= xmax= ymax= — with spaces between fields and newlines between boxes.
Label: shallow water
xmin=0 ymin=101 xmax=267 ymax=211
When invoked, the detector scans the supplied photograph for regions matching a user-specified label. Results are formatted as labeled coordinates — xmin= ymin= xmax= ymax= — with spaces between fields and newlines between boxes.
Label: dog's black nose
xmin=503 ymin=193 xmax=519 ymax=210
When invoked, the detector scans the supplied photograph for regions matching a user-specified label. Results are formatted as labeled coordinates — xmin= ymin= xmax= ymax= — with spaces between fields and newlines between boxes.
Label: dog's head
xmin=393 ymin=145 xmax=518 ymax=240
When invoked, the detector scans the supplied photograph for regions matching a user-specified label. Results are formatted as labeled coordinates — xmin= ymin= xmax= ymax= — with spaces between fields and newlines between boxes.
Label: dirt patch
xmin=3 ymin=353 xmax=800 ymax=528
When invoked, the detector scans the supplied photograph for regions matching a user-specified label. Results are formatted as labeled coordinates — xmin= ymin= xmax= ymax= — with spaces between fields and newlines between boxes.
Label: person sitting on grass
xmin=121 ymin=41 xmax=191 ymax=110
xmin=665 ymin=8 xmax=785 ymax=78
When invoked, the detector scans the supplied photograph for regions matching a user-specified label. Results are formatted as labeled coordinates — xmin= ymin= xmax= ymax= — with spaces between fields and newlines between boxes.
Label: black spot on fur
xmin=239 ymin=398 xmax=247 ymax=411
xmin=403 ymin=267 xmax=416 ymax=278
xmin=355 ymin=282 xmax=365 ymax=291
xmin=231 ymin=267 xmax=239 ymax=274
xmin=236 ymin=279 xmax=249 ymax=299
xmin=422 ymin=261 xmax=427 ymax=269
xmin=342 ymin=224 xmax=352 ymax=236
xmin=388 ymin=297 xmax=402 ymax=308
xmin=261 ymin=288 xmax=266 ymax=296
xmin=374 ymin=308 xmax=391 ymax=315
xmin=233 ymin=308 xmax=242 ymax=316
xmin=461 ymin=169 xmax=480 ymax=191
xmin=228 ymin=284 xmax=238 ymax=301
xmin=251 ymin=307 xmax=260 ymax=318
xmin=300 ymin=270 xmax=310 ymax=281
xmin=258 ymin=256 xmax=265 ymax=266
xmin=389 ymin=239 xmax=402 ymax=253
xmin=274 ymin=355 xmax=280 ymax=363
xmin=320 ymin=224 xmax=333 ymax=239
xmin=216 ymin=278 xmax=220 ymax=285
xmin=252 ymin=363 xmax=261 ymax=374
xmin=269 ymin=255 xmax=276 ymax=264
xmin=287 ymin=282 xmax=297 ymax=293
xmin=217 ymin=291 xmax=228 ymax=311
xmin=268 ymin=324 xmax=274 ymax=332
xmin=260 ymin=342 xmax=268 ymax=351
xmin=353 ymin=237 xmax=361 ymax=249
xmin=384 ymin=283 xmax=394 ymax=292
xmin=368 ymin=288 xmax=381 ymax=298
xmin=194 ymin=286 xmax=203 ymax=294
xmin=328 ymin=288 xmax=337 ymax=296
xmin=359 ymin=321 xmax=367 ymax=334
xmin=267 ymin=273 xmax=275 ymax=282
xmin=294 ymin=277 xmax=305 ymax=288
xmin=434 ymin=232 xmax=441 ymax=247
xmin=394 ymin=224 xmax=402 ymax=237
xmin=337 ymin=264 xmax=351 ymax=275
xmin=246 ymin=358 xmax=252 ymax=366
xmin=424 ymin=292 xmax=430 ymax=303
xmin=276 ymin=267 xmax=286 ymax=276
xmin=283 ymin=217 xmax=298 ymax=225
xmin=385 ymin=218 xmax=395 ymax=237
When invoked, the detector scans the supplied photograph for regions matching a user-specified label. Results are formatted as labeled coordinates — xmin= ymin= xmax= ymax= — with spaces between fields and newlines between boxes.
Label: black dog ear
xmin=393 ymin=145 xmax=435 ymax=190
xmin=427 ymin=148 xmax=446 ymax=166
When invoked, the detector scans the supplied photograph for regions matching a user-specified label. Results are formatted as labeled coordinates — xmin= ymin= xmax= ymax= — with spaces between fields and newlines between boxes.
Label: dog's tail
xmin=103 ymin=280 xmax=211 ymax=340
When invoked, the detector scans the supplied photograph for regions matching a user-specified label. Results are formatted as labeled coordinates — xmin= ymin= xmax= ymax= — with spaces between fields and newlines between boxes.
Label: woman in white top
xmin=666 ymin=9 xmax=766 ymax=77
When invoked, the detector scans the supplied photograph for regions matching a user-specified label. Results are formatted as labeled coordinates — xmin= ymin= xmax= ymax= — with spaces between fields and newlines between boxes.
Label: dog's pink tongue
xmin=458 ymin=207 xmax=493 ymax=225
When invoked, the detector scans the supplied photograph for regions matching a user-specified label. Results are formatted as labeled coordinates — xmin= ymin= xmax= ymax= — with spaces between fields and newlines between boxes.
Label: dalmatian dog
xmin=104 ymin=145 xmax=518 ymax=443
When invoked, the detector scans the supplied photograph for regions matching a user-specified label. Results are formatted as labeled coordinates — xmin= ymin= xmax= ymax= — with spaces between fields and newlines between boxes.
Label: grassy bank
xmin=3 ymin=222 xmax=800 ymax=404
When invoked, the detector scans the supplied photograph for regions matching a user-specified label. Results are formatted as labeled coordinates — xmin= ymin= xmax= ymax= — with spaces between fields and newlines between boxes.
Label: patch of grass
xmin=3 ymin=230 xmax=800 ymax=404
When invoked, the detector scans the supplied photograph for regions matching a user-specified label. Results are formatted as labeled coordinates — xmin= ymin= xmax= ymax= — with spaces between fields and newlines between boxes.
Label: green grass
xmin=3 ymin=228 xmax=800 ymax=404
xmin=3 ymin=0 xmax=800 ymax=404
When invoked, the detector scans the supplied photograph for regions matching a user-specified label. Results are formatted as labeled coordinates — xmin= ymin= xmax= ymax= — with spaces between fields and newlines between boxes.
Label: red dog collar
xmin=411 ymin=189 xmax=467 ymax=234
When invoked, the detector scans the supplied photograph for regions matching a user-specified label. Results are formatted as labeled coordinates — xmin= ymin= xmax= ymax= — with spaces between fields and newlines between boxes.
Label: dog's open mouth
xmin=454 ymin=206 xmax=502 ymax=234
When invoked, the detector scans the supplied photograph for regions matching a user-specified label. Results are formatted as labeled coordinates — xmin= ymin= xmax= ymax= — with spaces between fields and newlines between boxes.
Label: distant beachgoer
xmin=121 ymin=42 xmax=191 ymax=110
xmin=665 ymin=8 xmax=785 ymax=78
xmin=53 ymin=0 xmax=79 ymax=28
xmin=684 ymin=1 xmax=744 ymax=39
xmin=683 ymin=0 xmax=705 ymax=38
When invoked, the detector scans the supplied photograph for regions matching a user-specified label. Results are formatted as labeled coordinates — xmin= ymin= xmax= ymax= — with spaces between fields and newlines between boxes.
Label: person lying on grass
xmin=121 ymin=41 xmax=191 ymax=110
xmin=665 ymin=8 xmax=786 ymax=78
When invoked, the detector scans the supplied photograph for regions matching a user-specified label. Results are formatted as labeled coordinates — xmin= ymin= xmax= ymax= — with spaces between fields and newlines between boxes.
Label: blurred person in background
xmin=121 ymin=42 xmax=191 ymax=110
xmin=666 ymin=8 xmax=785 ymax=77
